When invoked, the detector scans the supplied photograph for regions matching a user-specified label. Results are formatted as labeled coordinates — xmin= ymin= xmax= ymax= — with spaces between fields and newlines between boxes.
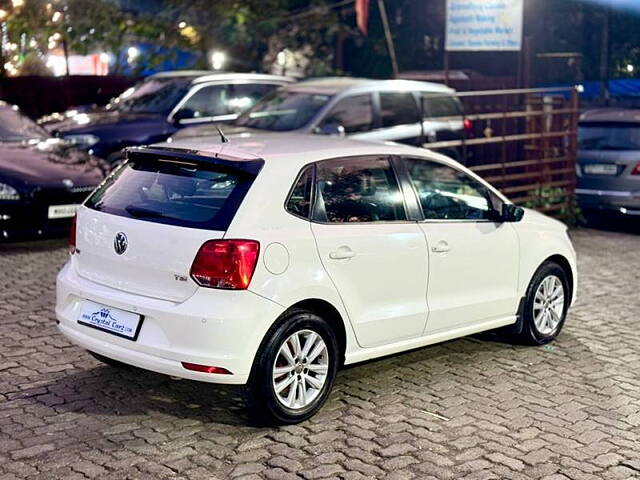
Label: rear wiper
xmin=125 ymin=205 xmax=168 ymax=219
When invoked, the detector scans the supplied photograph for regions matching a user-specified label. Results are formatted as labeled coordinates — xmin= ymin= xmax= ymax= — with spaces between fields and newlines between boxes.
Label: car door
xmin=400 ymin=156 xmax=520 ymax=334
xmin=310 ymin=155 xmax=429 ymax=348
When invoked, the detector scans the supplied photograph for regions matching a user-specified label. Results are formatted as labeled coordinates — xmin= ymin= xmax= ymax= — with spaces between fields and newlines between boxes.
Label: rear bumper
xmin=576 ymin=188 xmax=640 ymax=215
xmin=55 ymin=261 xmax=285 ymax=384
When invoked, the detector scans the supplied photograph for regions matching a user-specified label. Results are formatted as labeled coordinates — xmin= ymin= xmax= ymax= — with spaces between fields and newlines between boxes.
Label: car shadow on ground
xmin=21 ymin=332 xmax=543 ymax=430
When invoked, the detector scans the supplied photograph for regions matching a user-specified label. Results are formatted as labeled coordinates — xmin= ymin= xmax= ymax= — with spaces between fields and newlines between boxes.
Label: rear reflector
xmin=181 ymin=362 xmax=232 ymax=375
xmin=190 ymin=239 xmax=260 ymax=290
xmin=632 ymin=163 xmax=640 ymax=175
xmin=69 ymin=214 xmax=77 ymax=254
xmin=463 ymin=118 xmax=473 ymax=133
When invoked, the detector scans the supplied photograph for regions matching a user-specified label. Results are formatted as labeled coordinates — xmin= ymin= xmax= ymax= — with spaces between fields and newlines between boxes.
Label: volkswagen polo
xmin=56 ymin=134 xmax=577 ymax=424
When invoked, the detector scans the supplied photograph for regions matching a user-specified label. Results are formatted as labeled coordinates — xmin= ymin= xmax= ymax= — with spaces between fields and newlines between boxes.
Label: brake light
xmin=190 ymin=239 xmax=260 ymax=290
xmin=463 ymin=118 xmax=473 ymax=134
xmin=69 ymin=214 xmax=77 ymax=254
xmin=632 ymin=162 xmax=640 ymax=175
xmin=182 ymin=362 xmax=232 ymax=375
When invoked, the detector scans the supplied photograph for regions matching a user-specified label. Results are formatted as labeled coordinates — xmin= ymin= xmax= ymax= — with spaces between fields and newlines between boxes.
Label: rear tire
xmin=245 ymin=310 xmax=338 ymax=426
xmin=512 ymin=261 xmax=570 ymax=345
xmin=87 ymin=350 xmax=131 ymax=369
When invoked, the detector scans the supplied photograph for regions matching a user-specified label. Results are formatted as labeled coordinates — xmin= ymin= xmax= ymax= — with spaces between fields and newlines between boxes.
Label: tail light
xmin=68 ymin=214 xmax=77 ymax=254
xmin=190 ymin=239 xmax=260 ymax=290
xmin=632 ymin=162 xmax=640 ymax=175
xmin=463 ymin=118 xmax=473 ymax=134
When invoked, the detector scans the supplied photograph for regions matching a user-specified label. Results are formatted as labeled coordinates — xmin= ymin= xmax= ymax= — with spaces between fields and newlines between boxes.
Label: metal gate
xmin=424 ymin=87 xmax=580 ymax=220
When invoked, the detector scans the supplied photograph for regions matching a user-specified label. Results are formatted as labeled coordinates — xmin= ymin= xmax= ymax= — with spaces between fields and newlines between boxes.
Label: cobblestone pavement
xmin=1 ymin=228 xmax=639 ymax=480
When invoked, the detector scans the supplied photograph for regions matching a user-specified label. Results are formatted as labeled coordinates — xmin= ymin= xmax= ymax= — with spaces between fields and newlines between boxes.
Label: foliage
xmin=523 ymin=186 xmax=582 ymax=226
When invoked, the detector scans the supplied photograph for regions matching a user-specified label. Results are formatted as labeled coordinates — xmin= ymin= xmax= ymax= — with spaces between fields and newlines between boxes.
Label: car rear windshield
xmin=579 ymin=122 xmax=640 ymax=151
xmin=85 ymin=155 xmax=259 ymax=230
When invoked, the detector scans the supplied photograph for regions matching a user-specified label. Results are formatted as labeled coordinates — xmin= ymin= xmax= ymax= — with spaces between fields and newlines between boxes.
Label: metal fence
xmin=425 ymin=87 xmax=580 ymax=220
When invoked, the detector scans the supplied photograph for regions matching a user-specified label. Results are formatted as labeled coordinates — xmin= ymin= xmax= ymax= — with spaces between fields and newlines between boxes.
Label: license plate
xmin=48 ymin=204 xmax=80 ymax=219
xmin=583 ymin=164 xmax=617 ymax=175
xmin=78 ymin=300 xmax=142 ymax=340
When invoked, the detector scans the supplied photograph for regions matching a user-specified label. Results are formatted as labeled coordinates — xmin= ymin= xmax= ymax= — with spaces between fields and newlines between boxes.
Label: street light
xmin=627 ymin=64 xmax=635 ymax=73
xmin=0 ymin=9 xmax=7 ymax=20
xmin=210 ymin=50 xmax=226 ymax=71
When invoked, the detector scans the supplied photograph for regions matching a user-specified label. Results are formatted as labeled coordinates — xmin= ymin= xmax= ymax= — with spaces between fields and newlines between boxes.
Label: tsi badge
xmin=114 ymin=232 xmax=128 ymax=255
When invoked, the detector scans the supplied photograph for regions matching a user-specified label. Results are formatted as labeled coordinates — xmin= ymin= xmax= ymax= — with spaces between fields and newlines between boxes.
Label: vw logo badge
xmin=114 ymin=232 xmax=128 ymax=255
xmin=62 ymin=178 xmax=74 ymax=188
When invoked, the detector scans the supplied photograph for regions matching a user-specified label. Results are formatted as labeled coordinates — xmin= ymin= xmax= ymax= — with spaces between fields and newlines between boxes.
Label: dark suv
xmin=171 ymin=78 xmax=469 ymax=161
xmin=45 ymin=71 xmax=292 ymax=163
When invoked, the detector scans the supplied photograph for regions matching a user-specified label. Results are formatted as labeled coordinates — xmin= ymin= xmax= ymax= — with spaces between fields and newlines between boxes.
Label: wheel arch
xmin=284 ymin=299 xmax=347 ymax=367
xmin=543 ymin=254 xmax=574 ymax=305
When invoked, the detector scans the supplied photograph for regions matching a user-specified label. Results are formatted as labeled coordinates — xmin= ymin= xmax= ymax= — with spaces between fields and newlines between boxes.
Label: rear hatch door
xmin=74 ymin=148 xmax=262 ymax=303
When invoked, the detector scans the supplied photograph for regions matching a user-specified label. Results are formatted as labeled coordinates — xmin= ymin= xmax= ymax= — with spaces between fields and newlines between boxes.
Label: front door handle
xmin=431 ymin=241 xmax=451 ymax=253
xmin=329 ymin=248 xmax=356 ymax=260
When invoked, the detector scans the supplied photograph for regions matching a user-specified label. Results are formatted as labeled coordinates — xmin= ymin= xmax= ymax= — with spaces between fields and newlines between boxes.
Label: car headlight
xmin=64 ymin=134 xmax=100 ymax=147
xmin=0 ymin=182 xmax=20 ymax=201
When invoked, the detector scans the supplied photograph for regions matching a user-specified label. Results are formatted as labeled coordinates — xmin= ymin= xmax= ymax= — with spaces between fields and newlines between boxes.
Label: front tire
xmin=245 ymin=310 xmax=338 ymax=425
xmin=514 ymin=261 xmax=570 ymax=345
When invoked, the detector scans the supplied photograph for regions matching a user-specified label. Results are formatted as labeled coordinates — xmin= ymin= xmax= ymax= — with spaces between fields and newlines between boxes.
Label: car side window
xmin=286 ymin=166 xmax=313 ymax=218
xmin=404 ymin=157 xmax=492 ymax=221
xmin=379 ymin=92 xmax=420 ymax=127
xmin=320 ymin=95 xmax=374 ymax=134
xmin=421 ymin=95 xmax=463 ymax=118
xmin=315 ymin=157 xmax=406 ymax=223
xmin=179 ymin=85 xmax=229 ymax=118
xmin=228 ymin=84 xmax=278 ymax=114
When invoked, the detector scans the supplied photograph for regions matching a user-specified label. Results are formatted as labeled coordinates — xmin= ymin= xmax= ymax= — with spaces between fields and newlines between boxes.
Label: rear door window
xmin=228 ymin=83 xmax=279 ymax=114
xmin=85 ymin=155 xmax=259 ymax=230
xmin=314 ymin=156 xmax=406 ymax=223
xmin=379 ymin=92 xmax=420 ymax=127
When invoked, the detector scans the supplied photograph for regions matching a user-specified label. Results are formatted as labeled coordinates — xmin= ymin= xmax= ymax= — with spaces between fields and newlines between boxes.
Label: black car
xmin=0 ymin=102 xmax=107 ymax=241
xmin=44 ymin=71 xmax=292 ymax=163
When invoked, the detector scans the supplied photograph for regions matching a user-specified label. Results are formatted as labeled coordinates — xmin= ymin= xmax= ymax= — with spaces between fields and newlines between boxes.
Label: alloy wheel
xmin=532 ymin=275 xmax=565 ymax=336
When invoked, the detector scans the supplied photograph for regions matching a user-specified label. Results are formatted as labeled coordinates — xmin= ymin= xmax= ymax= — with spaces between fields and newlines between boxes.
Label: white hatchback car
xmin=56 ymin=134 xmax=577 ymax=424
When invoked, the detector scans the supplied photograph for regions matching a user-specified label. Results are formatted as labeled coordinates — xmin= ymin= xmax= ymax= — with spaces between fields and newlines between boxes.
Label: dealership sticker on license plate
xmin=584 ymin=164 xmax=618 ymax=175
xmin=48 ymin=204 xmax=80 ymax=219
xmin=78 ymin=300 xmax=142 ymax=340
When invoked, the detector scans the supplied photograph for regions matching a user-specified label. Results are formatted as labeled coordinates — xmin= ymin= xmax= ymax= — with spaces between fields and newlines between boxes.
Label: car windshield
xmin=578 ymin=123 xmax=640 ymax=151
xmin=110 ymin=79 xmax=190 ymax=114
xmin=235 ymin=90 xmax=331 ymax=131
xmin=0 ymin=106 xmax=49 ymax=142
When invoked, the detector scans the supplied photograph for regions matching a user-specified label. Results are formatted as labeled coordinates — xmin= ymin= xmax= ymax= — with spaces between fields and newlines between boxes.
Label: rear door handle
xmin=329 ymin=248 xmax=356 ymax=260
xmin=431 ymin=241 xmax=451 ymax=253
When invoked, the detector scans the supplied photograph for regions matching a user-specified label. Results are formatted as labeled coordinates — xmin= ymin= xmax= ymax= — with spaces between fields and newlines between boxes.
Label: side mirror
xmin=502 ymin=203 xmax=525 ymax=223
xmin=315 ymin=122 xmax=346 ymax=136
xmin=173 ymin=108 xmax=196 ymax=124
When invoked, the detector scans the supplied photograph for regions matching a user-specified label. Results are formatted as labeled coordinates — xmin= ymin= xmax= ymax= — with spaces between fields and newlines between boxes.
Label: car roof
xmin=580 ymin=108 xmax=640 ymax=124
xmin=146 ymin=70 xmax=295 ymax=85
xmin=159 ymin=133 xmax=438 ymax=166
xmin=147 ymin=71 xmax=293 ymax=85
xmin=283 ymin=77 xmax=455 ymax=95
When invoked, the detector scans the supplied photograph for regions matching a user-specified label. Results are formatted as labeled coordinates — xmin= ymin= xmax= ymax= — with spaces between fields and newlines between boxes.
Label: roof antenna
xmin=216 ymin=125 xmax=229 ymax=144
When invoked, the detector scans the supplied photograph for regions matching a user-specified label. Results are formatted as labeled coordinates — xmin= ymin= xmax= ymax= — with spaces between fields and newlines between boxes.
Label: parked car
xmin=56 ymin=133 xmax=576 ymax=424
xmin=0 ymin=102 xmax=107 ymax=241
xmin=577 ymin=108 xmax=640 ymax=219
xmin=45 ymin=71 xmax=292 ymax=163
xmin=170 ymin=78 xmax=470 ymax=160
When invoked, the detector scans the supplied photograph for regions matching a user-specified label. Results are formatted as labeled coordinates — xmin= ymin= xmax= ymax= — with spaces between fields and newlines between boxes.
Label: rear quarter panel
xmin=223 ymin=161 xmax=361 ymax=355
